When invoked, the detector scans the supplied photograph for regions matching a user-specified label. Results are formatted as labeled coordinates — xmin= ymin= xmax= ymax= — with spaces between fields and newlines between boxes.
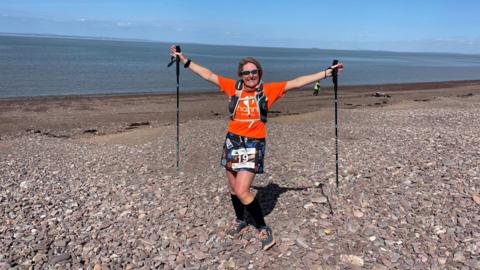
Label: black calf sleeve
xmin=230 ymin=194 xmax=245 ymax=221
xmin=245 ymin=197 xmax=266 ymax=228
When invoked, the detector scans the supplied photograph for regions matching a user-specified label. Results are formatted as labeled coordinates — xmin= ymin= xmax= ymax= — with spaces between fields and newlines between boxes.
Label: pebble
xmin=437 ymin=257 xmax=447 ymax=265
xmin=453 ymin=251 xmax=466 ymax=263
xmin=340 ymin=254 xmax=364 ymax=267
xmin=296 ymin=237 xmax=310 ymax=249
xmin=311 ymin=196 xmax=327 ymax=204
xmin=50 ymin=253 xmax=71 ymax=265
xmin=19 ymin=181 xmax=30 ymax=189
xmin=192 ymin=250 xmax=208 ymax=261
xmin=353 ymin=210 xmax=364 ymax=218
xmin=472 ymin=194 xmax=480 ymax=205
xmin=303 ymin=202 xmax=315 ymax=210
xmin=323 ymin=228 xmax=333 ymax=235
xmin=391 ymin=253 xmax=401 ymax=263
xmin=0 ymin=263 xmax=10 ymax=270
xmin=33 ymin=253 xmax=46 ymax=263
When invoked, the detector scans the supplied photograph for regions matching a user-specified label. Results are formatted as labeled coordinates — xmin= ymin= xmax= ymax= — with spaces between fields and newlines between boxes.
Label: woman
xmin=170 ymin=45 xmax=342 ymax=251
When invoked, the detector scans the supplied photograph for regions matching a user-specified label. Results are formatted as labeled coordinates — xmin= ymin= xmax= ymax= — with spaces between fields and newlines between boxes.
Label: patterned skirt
xmin=220 ymin=132 xmax=266 ymax=174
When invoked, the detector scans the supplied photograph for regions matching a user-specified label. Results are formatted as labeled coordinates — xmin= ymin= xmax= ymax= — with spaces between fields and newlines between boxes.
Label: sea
xmin=1 ymin=34 xmax=480 ymax=98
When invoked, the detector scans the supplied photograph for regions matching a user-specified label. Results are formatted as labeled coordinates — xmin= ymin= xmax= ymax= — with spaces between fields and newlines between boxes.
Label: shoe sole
xmin=262 ymin=238 xmax=276 ymax=251
xmin=226 ymin=226 xmax=249 ymax=239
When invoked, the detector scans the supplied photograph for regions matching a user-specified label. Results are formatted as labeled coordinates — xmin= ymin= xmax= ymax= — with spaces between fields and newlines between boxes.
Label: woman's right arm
xmin=170 ymin=45 xmax=219 ymax=86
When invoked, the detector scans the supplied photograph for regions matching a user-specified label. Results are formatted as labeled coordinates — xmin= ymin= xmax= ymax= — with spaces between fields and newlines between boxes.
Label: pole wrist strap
xmin=184 ymin=59 xmax=191 ymax=68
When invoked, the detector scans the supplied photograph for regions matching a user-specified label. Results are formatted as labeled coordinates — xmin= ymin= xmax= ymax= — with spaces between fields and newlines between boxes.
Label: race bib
xmin=231 ymin=148 xmax=256 ymax=169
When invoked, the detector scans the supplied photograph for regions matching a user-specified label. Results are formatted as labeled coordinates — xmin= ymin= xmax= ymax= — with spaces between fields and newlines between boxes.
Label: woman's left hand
xmin=169 ymin=45 xmax=187 ymax=63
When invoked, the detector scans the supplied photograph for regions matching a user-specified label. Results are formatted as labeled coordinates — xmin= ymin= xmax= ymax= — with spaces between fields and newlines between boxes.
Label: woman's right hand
xmin=325 ymin=63 xmax=344 ymax=77
xmin=170 ymin=45 xmax=187 ymax=63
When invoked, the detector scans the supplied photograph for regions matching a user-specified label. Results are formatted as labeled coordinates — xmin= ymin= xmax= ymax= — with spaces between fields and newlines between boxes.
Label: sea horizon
xmin=2 ymin=32 xmax=480 ymax=56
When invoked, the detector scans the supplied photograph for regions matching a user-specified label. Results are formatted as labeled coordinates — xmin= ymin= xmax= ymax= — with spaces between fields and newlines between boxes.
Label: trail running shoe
xmin=226 ymin=219 xmax=248 ymax=238
xmin=259 ymin=226 xmax=276 ymax=250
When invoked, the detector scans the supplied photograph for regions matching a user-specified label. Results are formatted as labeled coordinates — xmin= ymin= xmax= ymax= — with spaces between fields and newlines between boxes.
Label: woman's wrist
xmin=325 ymin=67 xmax=333 ymax=78
xmin=184 ymin=59 xmax=191 ymax=68
xmin=323 ymin=70 xmax=329 ymax=78
xmin=179 ymin=55 xmax=188 ymax=64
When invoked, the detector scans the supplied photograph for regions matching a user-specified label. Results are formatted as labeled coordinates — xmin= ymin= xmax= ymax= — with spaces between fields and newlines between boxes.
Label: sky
xmin=1 ymin=0 xmax=479 ymax=54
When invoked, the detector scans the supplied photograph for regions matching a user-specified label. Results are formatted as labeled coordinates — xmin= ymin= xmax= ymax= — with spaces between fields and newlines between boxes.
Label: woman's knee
xmin=235 ymin=188 xmax=253 ymax=204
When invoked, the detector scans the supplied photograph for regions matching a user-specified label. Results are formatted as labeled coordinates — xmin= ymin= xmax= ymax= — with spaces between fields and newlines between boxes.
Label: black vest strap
xmin=235 ymin=80 xmax=243 ymax=90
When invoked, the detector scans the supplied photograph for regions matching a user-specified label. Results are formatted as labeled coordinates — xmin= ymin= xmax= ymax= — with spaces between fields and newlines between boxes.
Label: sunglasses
xmin=240 ymin=69 xmax=259 ymax=76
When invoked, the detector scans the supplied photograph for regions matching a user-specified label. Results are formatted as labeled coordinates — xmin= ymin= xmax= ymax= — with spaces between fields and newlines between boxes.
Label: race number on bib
xmin=231 ymin=148 xmax=256 ymax=169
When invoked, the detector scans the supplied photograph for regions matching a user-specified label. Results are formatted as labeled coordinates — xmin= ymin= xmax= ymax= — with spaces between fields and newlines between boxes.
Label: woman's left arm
xmin=285 ymin=63 xmax=343 ymax=91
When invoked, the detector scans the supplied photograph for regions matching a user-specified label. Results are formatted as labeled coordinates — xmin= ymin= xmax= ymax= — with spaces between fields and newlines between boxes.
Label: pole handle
xmin=168 ymin=45 xmax=182 ymax=67
xmin=331 ymin=59 xmax=338 ymax=84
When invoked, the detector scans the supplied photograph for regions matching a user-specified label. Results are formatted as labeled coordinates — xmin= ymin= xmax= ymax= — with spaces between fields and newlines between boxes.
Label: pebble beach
xmin=1 ymin=81 xmax=480 ymax=269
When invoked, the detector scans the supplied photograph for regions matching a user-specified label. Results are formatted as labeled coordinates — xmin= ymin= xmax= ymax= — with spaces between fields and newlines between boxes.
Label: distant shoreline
xmin=2 ymin=32 xmax=479 ymax=56
xmin=0 ymin=32 xmax=157 ymax=43
xmin=2 ymin=79 xmax=480 ymax=102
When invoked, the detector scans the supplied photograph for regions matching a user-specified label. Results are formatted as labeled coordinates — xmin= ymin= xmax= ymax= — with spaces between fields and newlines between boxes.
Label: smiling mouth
xmin=244 ymin=78 xmax=258 ymax=86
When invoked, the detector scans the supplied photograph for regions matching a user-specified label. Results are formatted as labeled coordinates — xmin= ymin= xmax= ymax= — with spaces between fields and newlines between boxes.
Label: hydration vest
xmin=228 ymin=80 xmax=268 ymax=127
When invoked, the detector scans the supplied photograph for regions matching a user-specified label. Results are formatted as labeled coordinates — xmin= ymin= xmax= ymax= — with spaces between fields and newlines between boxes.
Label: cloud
xmin=116 ymin=22 xmax=132 ymax=27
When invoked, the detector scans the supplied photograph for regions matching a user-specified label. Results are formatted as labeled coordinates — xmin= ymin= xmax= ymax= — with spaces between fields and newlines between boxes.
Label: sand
xmin=1 ymin=80 xmax=479 ymax=139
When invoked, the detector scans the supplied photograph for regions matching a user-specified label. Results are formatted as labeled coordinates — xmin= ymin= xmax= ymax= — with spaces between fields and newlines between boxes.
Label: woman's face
xmin=240 ymin=62 xmax=260 ymax=89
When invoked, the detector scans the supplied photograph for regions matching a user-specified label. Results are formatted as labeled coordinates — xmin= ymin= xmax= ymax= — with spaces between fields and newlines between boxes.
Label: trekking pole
xmin=168 ymin=45 xmax=181 ymax=172
xmin=331 ymin=59 xmax=340 ymax=190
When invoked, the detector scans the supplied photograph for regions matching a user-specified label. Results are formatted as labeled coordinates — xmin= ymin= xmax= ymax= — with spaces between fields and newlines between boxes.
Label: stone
xmin=372 ymin=264 xmax=388 ymax=270
xmin=54 ymin=240 xmax=67 ymax=248
xmin=437 ymin=257 xmax=447 ymax=265
xmin=225 ymin=258 xmax=236 ymax=269
xmin=304 ymin=202 xmax=315 ymax=210
xmin=50 ymin=253 xmax=71 ymax=265
xmin=353 ymin=210 xmax=364 ymax=218
xmin=192 ymin=250 xmax=207 ymax=260
xmin=244 ymin=245 xmax=256 ymax=255
xmin=340 ymin=255 xmax=364 ymax=267
xmin=0 ymin=263 xmax=11 ymax=270
xmin=296 ymin=237 xmax=309 ymax=249
xmin=33 ymin=253 xmax=47 ymax=263
xmin=346 ymin=220 xmax=360 ymax=233
xmin=453 ymin=251 xmax=466 ymax=263
xmin=178 ymin=207 xmax=188 ymax=216
xmin=20 ymin=181 xmax=29 ymax=189
xmin=305 ymin=252 xmax=319 ymax=261
xmin=311 ymin=196 xmax=327 ymax=204
xmin=472 ymin=194 xmax=480 ymax=205
xmin=323 ymin=228 xmax=333 ymax=235
xmin=391 ymin=253 xmax=401 ymax=263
